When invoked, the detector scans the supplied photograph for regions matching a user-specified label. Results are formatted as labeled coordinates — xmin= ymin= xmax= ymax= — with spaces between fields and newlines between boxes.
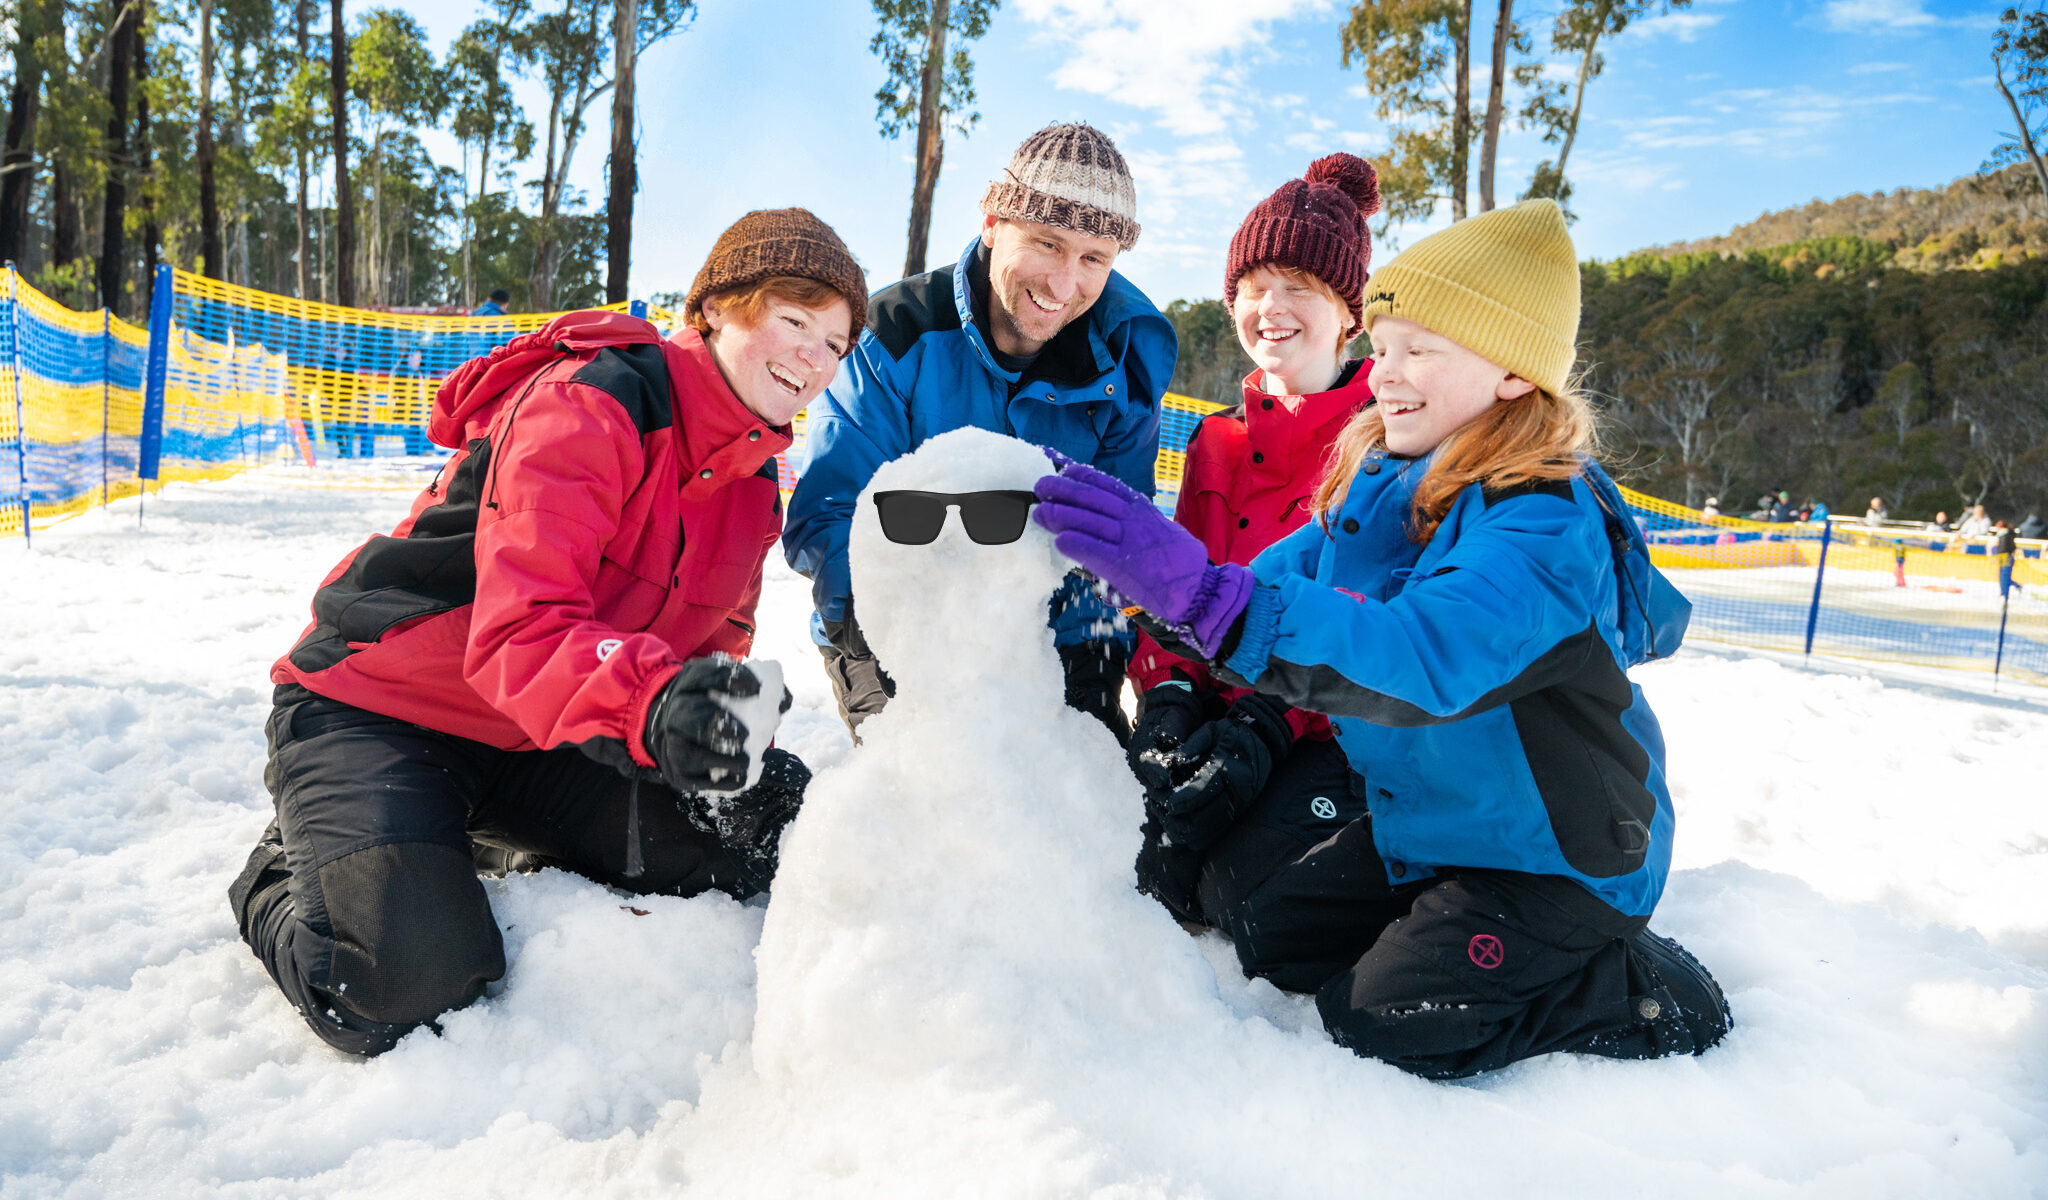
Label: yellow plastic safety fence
xmin=1624 ymin=487 xmax=2048 ymax=686
xmin=1 ymin=268 xmax=153 ymax=539
xmin=168 ymin=269 xmax=678 ymax=460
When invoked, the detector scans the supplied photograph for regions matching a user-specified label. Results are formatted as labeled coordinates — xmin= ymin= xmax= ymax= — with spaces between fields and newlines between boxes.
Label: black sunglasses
xmin=872 ymin=489 xmax=1040 ymax=545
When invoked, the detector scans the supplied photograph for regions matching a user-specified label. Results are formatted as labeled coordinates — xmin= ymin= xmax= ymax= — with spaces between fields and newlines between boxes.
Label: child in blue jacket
xmin=1033 ymin=200 xmax=1731 ymax=1078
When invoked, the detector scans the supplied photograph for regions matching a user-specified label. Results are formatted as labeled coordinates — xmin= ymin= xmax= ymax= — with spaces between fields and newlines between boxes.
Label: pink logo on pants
xmin=1468 ymin=934 xmax=1504 ymax=969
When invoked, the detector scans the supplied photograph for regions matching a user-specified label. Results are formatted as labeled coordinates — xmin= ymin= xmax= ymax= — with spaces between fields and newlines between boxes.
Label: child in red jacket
xmin=229 ymin=210 xmax=865 ymax=1057
xmin=1127 ymin=155 xmax=1385 ymax=924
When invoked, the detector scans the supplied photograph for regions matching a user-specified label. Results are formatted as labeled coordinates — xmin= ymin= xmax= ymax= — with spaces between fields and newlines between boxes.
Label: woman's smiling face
xmin=702 ymin=292 xmax=854 ymax=426
xmin=1365 ymin=315 xmax=1534 ymax=456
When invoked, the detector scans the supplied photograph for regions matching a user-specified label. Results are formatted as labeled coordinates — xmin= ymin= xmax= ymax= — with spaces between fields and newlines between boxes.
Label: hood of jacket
xmin=429 ymin=310 xmax=665 ymax=448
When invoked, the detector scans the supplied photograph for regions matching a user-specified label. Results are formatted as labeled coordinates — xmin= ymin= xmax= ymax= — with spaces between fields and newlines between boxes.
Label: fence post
xmin=1993 ymin=546 xmax=2015 ymax=688
xmin=629 ymin=299 xmax=647 ymax=321
xmin=1802 ymin=518 xmax=1832 ymax=658
xmin=139 ymin=264 xmax=173 ymax=522
xmin=8 ymin=263 xmax=28 ymax=546
xmin=101 ymin=308 xmax=111 ymax=510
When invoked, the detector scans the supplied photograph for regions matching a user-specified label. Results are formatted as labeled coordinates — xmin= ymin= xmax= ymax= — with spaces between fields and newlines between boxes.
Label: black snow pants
xmin=1218 ymin=813 xmax=1652 ymax=1079
xmin=1137 ymin=736 xmax=1657 ymax=1078
xmin=236 ymin=683 xmax=759 ymax=1056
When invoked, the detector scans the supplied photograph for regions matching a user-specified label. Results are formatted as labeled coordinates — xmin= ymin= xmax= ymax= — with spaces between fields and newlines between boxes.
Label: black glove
xmin=1153 ymin=691 xmax=1294 ymax=853
xmin=691 ymin=747 xmax=810 ymax=897
xmin=1127 ymin=681 xmax=1221 ymax=792
xmin=643 ymin=655 xmax=789 ymax=796
xmin=1059 ymin=639 xmax=1134 ymax=746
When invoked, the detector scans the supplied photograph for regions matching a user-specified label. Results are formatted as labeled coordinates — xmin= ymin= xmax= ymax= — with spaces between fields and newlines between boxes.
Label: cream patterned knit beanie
xmin=981 ymin=123 xmax=1141 ymax=251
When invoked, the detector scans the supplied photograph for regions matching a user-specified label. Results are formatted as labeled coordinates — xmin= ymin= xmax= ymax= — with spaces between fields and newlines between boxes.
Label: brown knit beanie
xmin=684 ymin=208 xmax=869 ymax=339
xmin=1224 ymin=154 xmax=1381 ymax=328
xmin=981 ymin=123 xmax=1141 ymax=251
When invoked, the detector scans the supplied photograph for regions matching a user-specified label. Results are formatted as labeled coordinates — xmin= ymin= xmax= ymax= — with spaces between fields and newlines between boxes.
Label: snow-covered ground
xmin=3 ymin=463 xmax=2045 ymax=1199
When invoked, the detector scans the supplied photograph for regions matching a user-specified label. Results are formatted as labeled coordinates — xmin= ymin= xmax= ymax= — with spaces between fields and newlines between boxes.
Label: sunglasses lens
xmin=874 ymin=492 xmax=947 ymax=544
xmin=959 ymin=491 xmax=1038 ymax=545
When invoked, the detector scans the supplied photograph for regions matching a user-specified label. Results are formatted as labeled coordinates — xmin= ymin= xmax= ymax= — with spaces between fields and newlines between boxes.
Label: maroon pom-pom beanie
xmin=1224 ymin=153 xmax=1382 ymax=328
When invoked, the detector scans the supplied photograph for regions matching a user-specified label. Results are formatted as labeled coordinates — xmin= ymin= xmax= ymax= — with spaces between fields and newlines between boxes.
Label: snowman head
xmin=849 ymin=429 xmax=1069 ymax=702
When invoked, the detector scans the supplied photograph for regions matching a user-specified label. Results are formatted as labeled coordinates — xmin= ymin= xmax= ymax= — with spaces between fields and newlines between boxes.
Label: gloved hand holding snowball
xmin=643 ymin=653 xmax=791 ymax=796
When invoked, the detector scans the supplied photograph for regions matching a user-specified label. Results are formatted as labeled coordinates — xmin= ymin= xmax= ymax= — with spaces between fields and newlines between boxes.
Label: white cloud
xmin=1848 ymin=61 xmax=1913 ymax=74
xmin=1630 ymin=12 xmax=1725 ymax=42
xmin=1822 ymin=0 xmax=1939 ymax=31
xmin=1013 ymin=0 xmax=1339 ymax=137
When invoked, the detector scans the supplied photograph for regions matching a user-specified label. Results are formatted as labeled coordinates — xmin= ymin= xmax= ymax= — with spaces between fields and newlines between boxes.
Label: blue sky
xmin=396 ymin=0 xmax=2009 ymax=307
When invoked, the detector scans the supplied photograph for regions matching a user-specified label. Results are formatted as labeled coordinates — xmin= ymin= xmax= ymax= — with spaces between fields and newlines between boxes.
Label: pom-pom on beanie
xmin=981 ymin=123 xmax=1142 ymax=251
xmin=1225 ymin=153 xmax=1382 ymax=327
xmin=685 ymin=207 xmax=869 ymax=340
xmin=1361 ymin=199 xmax=1580 ymax=398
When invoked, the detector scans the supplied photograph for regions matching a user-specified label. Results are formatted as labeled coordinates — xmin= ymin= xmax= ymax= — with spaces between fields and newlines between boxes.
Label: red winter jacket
xmin=1129 ymin=361 xmax=1374 ymax=739
xmin=272 ymin=311 xmax=791 ymax=769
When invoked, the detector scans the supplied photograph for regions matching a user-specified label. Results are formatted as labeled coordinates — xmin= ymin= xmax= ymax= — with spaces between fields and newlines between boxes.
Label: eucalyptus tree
xmin=1516 ymin=0 xmax=1689 ymax=214
xmin=446 ymin=19 xmax=532 ymax=308
xmin=349 ymin=8 xmax=444 ymax=304
xmin=870 ymin=0 xmax=999 ymax=277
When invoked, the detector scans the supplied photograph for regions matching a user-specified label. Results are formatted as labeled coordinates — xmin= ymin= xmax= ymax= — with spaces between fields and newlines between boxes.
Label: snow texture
xmin=702 ymin=657 xmax=784 ymax=797
xmin=1 ymin=454 xmax=2045 ymax=1199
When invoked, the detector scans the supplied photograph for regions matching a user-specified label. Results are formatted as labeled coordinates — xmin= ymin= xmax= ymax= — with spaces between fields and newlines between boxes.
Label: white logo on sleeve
xmin=596 ymin=639 xmax=623 ymax=662
xmin=1310 ymin=796 xmax=1338 ymax=820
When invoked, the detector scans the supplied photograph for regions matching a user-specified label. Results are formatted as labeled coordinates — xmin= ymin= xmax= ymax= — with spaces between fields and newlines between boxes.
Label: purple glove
xmin=1032 ymin=460 xmax=1254 ymax=659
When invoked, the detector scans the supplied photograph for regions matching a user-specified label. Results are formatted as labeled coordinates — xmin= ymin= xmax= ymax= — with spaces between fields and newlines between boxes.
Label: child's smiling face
xmin=1366 ymin=316 xmax=1536 ymax=456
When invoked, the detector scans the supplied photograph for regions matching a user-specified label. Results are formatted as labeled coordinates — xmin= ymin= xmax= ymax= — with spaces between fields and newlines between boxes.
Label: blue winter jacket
xmin=784 ymin=235 xmax=1178 ymax=646
xmin=1218 ymin=451 xmax=1689 ymax=917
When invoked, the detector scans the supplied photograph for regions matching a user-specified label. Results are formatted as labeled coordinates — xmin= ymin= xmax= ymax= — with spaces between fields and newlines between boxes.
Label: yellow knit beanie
xmin=1361 ymin=199 xmax=1580 ymax=397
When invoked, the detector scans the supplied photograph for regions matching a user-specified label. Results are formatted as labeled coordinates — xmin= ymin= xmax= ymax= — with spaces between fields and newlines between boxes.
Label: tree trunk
xmin=531 ymin=0 xmax=605 ymax=312
xmin=1478 ymin=0 xmax=1512 ymax=213
xmin=100 ymin=0 xmax=135 ymax=314
xmin=197 ymin=0 xmax=221 ymax=279
xmin=329 ymin=0 xmax=355 ymax=306
xmin=0 ymin=0 xmax=48 ymax=265
xmin=605 ymin=0 xmax=639 ymax=304
xmin=904 ymin=0 xmax=951 ymax=278
xmin=1451 ymin=0 xmax=1471 ymax=221
xmin=294 ymin=0 xmax=311 ymax=300
xmin=1995 ymin=57 xmax=2048 ymax=220
xmin=135 ymin=0 xmax=156 ymax=311
xmin=369 ymin=133 xmax=383 ymax=304
xmin=51 ymin=157 xmax=78 ymax=271
xmin=1555 ymin=29 xmax=1600 ymax=180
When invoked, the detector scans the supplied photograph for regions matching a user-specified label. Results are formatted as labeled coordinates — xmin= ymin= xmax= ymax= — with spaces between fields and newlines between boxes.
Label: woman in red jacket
xmin=228 ymin=209 xmax=866 ymax=1056
xmin=1128 ymin=155 xmax=1383 ymax=926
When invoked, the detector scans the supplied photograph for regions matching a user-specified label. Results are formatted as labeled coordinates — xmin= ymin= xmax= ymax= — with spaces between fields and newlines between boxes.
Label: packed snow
xmin=2 ymin=453 xmax=2044 ymax=1199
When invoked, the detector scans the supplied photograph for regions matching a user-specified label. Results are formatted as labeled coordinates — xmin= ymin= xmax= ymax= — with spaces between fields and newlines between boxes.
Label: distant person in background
xmin=1865 ymin=497 xmax=1889 ymax=525
xmin=1699 ymin=496 xmax=1721 ymax=519
xmin=471 ymin=288 xmax=511 ymax=317
xmin=785 ymin=122 xmax=1176 ymax=743
xmin=1958 ymin=504 xmax=1993 ymax=538
xmin=1805 ymin=498 xmax=1829 ymax=523
xmin=1928 ymin=511 xmax=1952 ymax=533
xmin=1768 ymin=490 xmax=1796 ymax=523
xmin=2018 ymin=513 xmax=2045 ymax=540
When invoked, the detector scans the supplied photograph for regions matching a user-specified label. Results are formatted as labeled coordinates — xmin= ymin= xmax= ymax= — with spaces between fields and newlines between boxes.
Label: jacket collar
xmin=664 ymin=327 xmax=793 ymax=502
xmin=1237 ymin=359 xmax=1375 ymax=486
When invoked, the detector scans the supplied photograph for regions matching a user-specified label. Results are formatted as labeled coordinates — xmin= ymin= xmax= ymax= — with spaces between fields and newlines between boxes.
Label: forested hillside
xmin=1164 ymin=212 xmax=2048 ymax=524
xmin=1639 ymin=165 xmax=2046 ymax=272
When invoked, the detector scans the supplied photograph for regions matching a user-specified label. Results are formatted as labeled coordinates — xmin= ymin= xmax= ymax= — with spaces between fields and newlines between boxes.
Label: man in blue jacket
xmin=785 ymin=122 xmax=1178 ymax=742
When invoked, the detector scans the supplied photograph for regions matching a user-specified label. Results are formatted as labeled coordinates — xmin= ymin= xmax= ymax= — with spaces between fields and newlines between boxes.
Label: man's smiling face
xmin=980 ymin=215 xmax=1119 ymax=358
